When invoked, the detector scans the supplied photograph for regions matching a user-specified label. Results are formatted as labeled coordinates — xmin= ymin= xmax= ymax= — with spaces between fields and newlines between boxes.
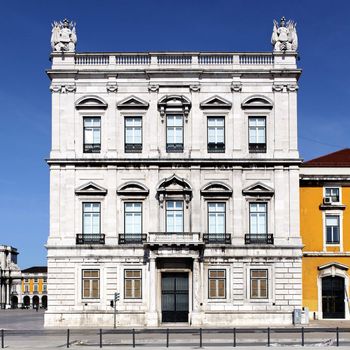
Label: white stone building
xmin=45 ymin=18 xmax=303 ymax=327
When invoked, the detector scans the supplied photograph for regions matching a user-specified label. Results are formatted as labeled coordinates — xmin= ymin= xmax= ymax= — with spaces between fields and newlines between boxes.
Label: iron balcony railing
xmin=148 ymin=232 xmax=202 ymax=245
xmin=249 ymin=143 xmax=267 ymax=153
xmin=245 ymin=233 xmax=274 ymax=245
xmin=207 ymin=142 xmax=225 ymax=153
xmin=76 ymin=234 xmax=105 ymax=245
xmin=166 ymin=143 xmax=184 ymax=153
xmin=84 ymin=143 xmax=101 ymax=153
xmin=118 ymin=234 xmax=147 ymax=244
xmin=125 ymin=143 xmax=142 ymax=153
xmin=203 ymin=233 xmax=231 ymax=244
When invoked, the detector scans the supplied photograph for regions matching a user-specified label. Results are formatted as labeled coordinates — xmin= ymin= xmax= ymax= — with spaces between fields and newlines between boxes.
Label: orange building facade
xmin=300 ymin=149 xmax=350 ymax=320
xmin=21 ymin=266 xmax=47 ymax=309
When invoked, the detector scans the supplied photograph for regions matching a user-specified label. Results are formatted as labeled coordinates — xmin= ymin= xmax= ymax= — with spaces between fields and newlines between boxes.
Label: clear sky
xmin=1 ymin=0 xmax=349 ymax=268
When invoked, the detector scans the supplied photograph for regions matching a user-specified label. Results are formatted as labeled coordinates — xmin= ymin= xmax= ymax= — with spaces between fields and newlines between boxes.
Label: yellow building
xmin=300 ymin=149 xmax=350 ymax=320
xmin=21 ymin=266 xmax=47 ymax=309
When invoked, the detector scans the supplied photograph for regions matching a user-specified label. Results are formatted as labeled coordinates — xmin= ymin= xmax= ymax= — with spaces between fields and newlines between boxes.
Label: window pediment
xmin=75 ymin=95 xmax=108 ymax=110
xmin=201 ymin=182 xmax=233 ymax=197
xmin=117 ymin=95 xmax=149 ymax=109
xmin=200 ymin=95 xmax=232 ymax=109
xmin=241 ymin=95 xmax=273 ymax=109
xmin=242 ymin=182 xmax=274 ymax=197
xmin=157 ymin=174 xmax=192 ymax=206
xmin=117 ymin=181 xmax=149 ymax=197
xmin=75 ymin=182 xmax=107 ymax=196
xmin=158 ymin=95 xmax=191 ymax=121
xmin=318 ymin=262 xmax=349 ymax=272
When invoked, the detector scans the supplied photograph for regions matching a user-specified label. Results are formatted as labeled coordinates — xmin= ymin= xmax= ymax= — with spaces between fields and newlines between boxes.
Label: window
xmin=250 ymin=269 xmax=268 ymax=299
xmin=24 ymin=284 xmax=29 ymax=293
xmin=208 ymin=203 xmax=226 ymax=237
xmin=166 ymin=201 xmax=183 ymax=232
xmin=249 ymin=203 xmax=267 ymax=234
xmin=208 ymin=117 xmax=225 ymax=152
xmin=82 ymin=270 xmax=100 ymax=299
xmin=325 ymin=187 xmax=340 ymax=203
xmin=43 ymin=283 xmax=47 ymax=292
xmin=325 ymin=215 xmax=340 ymax=244
xmin=34 ymin=278 xmax=38 ymax=283
xmin=33 ymin=284 xmax=38 ymax=293
xmin=124 ymin=270 xmax=142 ymax=299
xmin=125 ymin=202 xmax=142 ymax=236
xmin=125 ymin=117 xmax=142 ymax=152
xmin=208 ymin=270 xmax=226 ymax=299
xmin=84 ymin=117 xmax=101 ymax=153
xmin=83 ymin=203 xmax=101 ymax=234
xmin=249 ymin=117 xmax=266 ymax=153
xmin=166 ymin=115 xmax=183 ymax=152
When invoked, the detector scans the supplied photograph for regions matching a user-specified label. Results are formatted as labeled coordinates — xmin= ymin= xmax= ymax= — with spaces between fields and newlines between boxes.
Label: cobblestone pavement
xmin=1 ymin=310 xmax=350 ymax=349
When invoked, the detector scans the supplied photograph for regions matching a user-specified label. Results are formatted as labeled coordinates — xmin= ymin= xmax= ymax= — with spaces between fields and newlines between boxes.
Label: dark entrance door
xmin=161 ymin=272 xmax=189 ymax=322
xmin=322 ymin=276 xmax=345 ymax=319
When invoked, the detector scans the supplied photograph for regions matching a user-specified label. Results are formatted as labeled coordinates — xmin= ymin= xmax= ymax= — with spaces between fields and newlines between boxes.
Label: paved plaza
xmin=1 ymin=310 xmax=350 ymax=349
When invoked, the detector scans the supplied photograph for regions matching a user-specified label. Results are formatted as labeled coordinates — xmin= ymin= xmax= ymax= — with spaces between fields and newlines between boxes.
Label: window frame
xmin=82 ymin=202 xmax=101 ymax=235
xmin=325 ymin=214 xmax=341 ymax=245
xmin=207 ymin=202 xmax=226 ymax=234
xmin=166 ymin=114 xmax=184 ymax=153
xmin=250 ymin=269 xmax=269 ymax=300
xmin=124 ymin=269 xmax=142 ymax=300
xmin=165 ymin=200 xmax=184 ymax=233
xmin=124 ymin=202 xmax=142 ymax=235
xmin=208 ymin=269 xmax=226 ymax=299
xmin=207 ymin=116 xmax=225 ymax=153
xmin=249 ymin=202 xmax=268 ymax=235
xmin=83 ymin=116 xmax=101 ymax=153
xmin=324 ymin=186 xmax=341 ymax=204
xmin=248 ymin=116 xmax=267 ymax=153
xmin=82 ymin=269 xmax=100 ymax=300
xmin=124 ymin=116 xmax=143 ymax=153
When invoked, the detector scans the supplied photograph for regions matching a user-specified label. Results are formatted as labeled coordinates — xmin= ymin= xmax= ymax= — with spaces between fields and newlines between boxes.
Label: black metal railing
xmin=166 ymin=143 xmax=184 ymax=153
xmin=125 ymin=143 xmax=142 ymax=153
xmin=118 ymin=234 xmax=147 ymax=244
xmin=208 ymin=142 xmax=225 ymax=153
xmin=84 ymin=143 xmax=101 ymax=153
xmin=245 ymin=233 xmax=274 ymax=245
xmin=249 ymin=143 xmax=266 ymax=153
xmin=76 ymin=234 xmax=105 ymax=244
xmin=203 ymin=233 xmax=231 ymax=244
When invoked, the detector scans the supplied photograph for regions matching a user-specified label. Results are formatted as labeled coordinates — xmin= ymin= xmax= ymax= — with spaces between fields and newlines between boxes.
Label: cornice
xmin=303 ymin=251 xmax=350 ymax=257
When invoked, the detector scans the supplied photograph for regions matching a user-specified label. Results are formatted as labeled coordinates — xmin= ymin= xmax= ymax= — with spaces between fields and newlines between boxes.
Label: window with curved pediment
xmin=117 ymin=181 xmax=149 ymax=198
xmin=75 ymin=95 xmax=108 ymax=110
xmin=201 ymin=182 xmax=233 ymax=198
xmin=241 ymin=95 xmax=273 ymax=110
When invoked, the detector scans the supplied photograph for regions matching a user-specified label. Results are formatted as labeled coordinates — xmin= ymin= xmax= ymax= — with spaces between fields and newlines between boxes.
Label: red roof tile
xmin=302 ymin=149 xmax=350 ymax=167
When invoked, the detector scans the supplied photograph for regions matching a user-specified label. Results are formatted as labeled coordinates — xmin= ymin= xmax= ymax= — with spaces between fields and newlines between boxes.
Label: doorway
xmin=161 ymin=272 xmax=189 ymax=322
xmin=322 ymin=276 xmax=345 ymax=319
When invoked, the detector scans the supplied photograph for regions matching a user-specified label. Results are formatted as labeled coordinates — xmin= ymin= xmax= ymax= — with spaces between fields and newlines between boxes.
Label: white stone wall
xmin=46 ymin=51 xmax=302 ymax=327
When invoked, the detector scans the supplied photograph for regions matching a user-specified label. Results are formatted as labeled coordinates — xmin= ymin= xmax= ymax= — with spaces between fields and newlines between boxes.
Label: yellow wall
xmin=22 ymin=278 xmax=45 ymax=294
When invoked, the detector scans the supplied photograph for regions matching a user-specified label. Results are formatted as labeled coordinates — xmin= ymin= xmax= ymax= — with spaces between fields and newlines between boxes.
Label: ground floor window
xmin=82 ymin=270 xmax=100 ymax=299
xmin=208 ymin=269 xmax=226 ymax=299
xmin=124 ymin=270 xmax=142 ymax=299
xmin=250 ymin=269 xmax=268 ymax=299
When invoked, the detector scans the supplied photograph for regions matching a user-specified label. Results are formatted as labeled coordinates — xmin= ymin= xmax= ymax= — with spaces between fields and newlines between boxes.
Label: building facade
xmin=0 ymin=245 xmax=21 ymax=309
xmin=45 ymin=19 xmax=303 ymax=327
xmin=21 ymin=266 xmax=48 ymax=309
xmin=300 ymin=149 xmax=350 ymax=320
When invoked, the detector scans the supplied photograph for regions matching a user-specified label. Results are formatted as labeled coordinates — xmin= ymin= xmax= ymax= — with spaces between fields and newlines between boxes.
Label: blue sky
xmin=1 ymin=0 xmax=350 ymax=267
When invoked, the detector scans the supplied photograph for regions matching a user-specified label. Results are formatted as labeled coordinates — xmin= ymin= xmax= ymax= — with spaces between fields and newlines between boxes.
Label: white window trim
xmin=245 ymin=265 xmax=274 ymax=303
xmin=323 ymin=210 xmax=343 ymax=251
xmin=244 ymin=110 xmax=270 ymax=153
xmin=323 ymin=186 xmax=342 ymax=205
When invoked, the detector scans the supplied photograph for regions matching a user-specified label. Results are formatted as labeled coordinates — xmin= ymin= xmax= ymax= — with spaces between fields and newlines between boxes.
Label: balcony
xmin=245 ymin=234 xmax=274 ymax=245
xmin=76 ymin=234 xmax=105 ymax=245
xmin=125 ymin=143 xmax=142 ymax=153
xmin=203 ymin=233 xmax=231 ymax=244
xmin=118 ymin=234 xmax=147 ymax=244
xmin=147 ymin=232 xmax=202 ymax=247
xmin=166 ymin=143 xmax=184 ymax=153
xmin=249 ymin=143 xmax=266 ymax=153
xmin=84 ymin=143 xmax=101 ymax=153
xmin=208 ymin=142 xmax=225 ymax=153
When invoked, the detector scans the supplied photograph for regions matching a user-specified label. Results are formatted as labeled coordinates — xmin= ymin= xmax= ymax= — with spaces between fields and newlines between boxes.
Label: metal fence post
xmin=199 ymin=328 xmax=203 ymax=348
xmin=67 ymin=329 xmax=70 ymax=348
xmin=233 ymin=328 xmax=236 ymax=347
xmin=267 ymin=327 xmax=270 ymax=347
xmin=301 ymin=327 xmax=304 ymax=346
xmin=166 ymin=328 xmax=169 ymax=347
xmin=1 ymin=329 xmax=4 ymax=349
xmin=100 ymin=328 xmax=102 ymax=348
xmin=132 ymin=328 xmax=135 ymax=348
xmin=336 ymin=327 xmax=339 ymax=347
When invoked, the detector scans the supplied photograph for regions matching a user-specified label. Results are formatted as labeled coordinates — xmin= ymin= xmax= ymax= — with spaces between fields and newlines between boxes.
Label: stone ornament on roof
xmin=271 ymin=17 xmax=298 ymax=52
xmin=51 ymin=19 xmax=77 ymax=52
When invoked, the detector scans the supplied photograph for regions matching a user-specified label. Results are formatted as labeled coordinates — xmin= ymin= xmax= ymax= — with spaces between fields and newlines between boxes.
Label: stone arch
xmin=23 ymin=295 xmax=30 ymax=308
xmin=32 ymin=295 xmax=40 ymax=309
xmin=42 ymin=295 xmax=48 ymax=309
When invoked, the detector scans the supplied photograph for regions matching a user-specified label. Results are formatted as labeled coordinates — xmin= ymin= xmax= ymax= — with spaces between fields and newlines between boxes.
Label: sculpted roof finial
xmin=51 ymin=19 xmax=77 ymax=52
xmin=271 ymin=17 xmax=298 ymax=52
